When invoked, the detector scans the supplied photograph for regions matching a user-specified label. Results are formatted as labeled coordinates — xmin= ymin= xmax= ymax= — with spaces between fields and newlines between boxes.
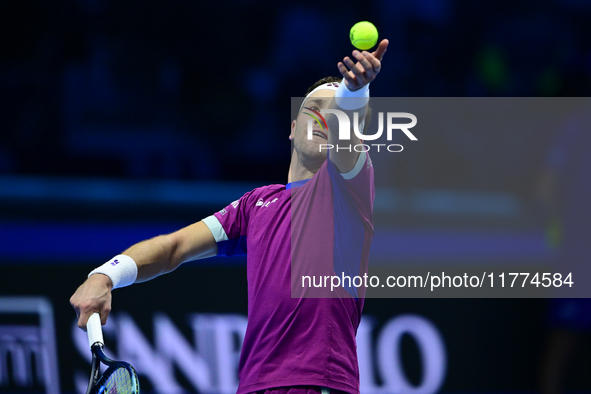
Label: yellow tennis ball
xmin=350 ymin=21 xmax=378 ymax=50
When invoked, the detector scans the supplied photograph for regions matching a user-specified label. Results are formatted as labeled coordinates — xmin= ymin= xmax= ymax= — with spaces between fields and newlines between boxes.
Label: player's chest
xmin=248 ymin=193 xmax=291 ymax=236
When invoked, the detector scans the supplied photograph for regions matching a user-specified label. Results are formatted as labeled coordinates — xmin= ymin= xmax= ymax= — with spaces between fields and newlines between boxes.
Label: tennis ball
xmin=350 ymin=21 xmax=378 ymax=50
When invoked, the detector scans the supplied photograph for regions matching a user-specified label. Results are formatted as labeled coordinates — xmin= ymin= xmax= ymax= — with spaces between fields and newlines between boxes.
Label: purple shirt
xmin=203 ymin=151 xmax=374 ymax=394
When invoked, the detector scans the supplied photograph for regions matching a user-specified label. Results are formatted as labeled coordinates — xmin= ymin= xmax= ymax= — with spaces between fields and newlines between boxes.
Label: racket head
xmin=96 ymin=362 xmax=140 ymax=394
xmin=87 ymin=344 xmax=140 ymax=394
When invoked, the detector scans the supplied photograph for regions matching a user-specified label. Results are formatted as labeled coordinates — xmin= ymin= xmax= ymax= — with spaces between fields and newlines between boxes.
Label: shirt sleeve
xmin=202 ymin=190 xmax=256 ymax=257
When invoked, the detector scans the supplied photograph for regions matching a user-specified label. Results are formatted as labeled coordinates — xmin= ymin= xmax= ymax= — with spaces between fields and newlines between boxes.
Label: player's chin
xmin=307 ymin=145 xmax=329 ymax=160
xmin=299 ymin=139 xmax=329 ymax=159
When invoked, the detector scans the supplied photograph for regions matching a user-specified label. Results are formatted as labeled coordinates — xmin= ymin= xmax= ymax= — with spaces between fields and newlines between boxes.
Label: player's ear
xmin=289 ymin=120 xmax=296 ymax=140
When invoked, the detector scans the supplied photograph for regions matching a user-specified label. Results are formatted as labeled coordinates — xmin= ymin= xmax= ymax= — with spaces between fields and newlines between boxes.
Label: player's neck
xmin=288 ymin=153 xmax=321 ymax=184
xmin=288 ymin=165 xmax=316 ymax=184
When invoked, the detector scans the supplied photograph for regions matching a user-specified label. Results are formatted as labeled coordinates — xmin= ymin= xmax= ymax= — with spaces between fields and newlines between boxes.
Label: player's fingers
xmin=100 ymin=306 xmax=111 ymax=325
xmin=339 ymin=70 xmax=358 ymax=90
xmin=70 ymin=289 xmax=85 ymax=328
xmin=344 ymin=56 xmax=366 ymax=79
xmin=342 ymin=57 xmax=364 ymax=83
xmin=70 ymin=293 xmax=79 ymax=313
xmin=78 ymin=308 xmax=93 ymax=330
xmin=337 ymin=62 xmax=360 ymax=90
xmin=353 ymin=50 xmax=373 ymax=75
xmin=337 ymin=61 xmax=348 ymax=76
xmin=73 ymin=308 xmax=82 ymax=327
xmin=346 ymin=56 xmax=370 ymax=86
xmin=358 ymin=52 xmax=378 ymax=81
xmin=338 ymin=66 xmax=361 ymax=90
xmin=372 ymin=39 xmax=389 ymax=57
xmin=337 ymin=62 xmax=353 ymax=81
xmin=372 ymin=39 xmax=389 ymax=61
xmin=363 ymin=51 xmax=381 ymax=73
xmin=343 ymin=56 xmax=357 ymax=70
xmin=349 ymin=51 xmax=369 ymax=76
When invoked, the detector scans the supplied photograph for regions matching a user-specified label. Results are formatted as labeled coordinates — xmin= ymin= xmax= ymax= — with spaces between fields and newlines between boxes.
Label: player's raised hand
xmin=338 ymin=39 xmax=389 ymax=91
xmin=70 ymin=273 xmax=113 ymax=329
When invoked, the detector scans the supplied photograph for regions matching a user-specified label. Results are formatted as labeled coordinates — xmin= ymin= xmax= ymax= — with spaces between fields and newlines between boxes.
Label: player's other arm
xmin=329 ymin=39 xmax=388 ymax=173
xmin=70 ymin=221 xmax=217 ymax=328
xmin=131 ymin=221 xmax=217 ymax=281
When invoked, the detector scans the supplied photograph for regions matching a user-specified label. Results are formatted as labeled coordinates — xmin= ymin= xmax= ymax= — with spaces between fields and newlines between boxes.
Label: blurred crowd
xmin=1 ymin=0 xmax=591 ymax=187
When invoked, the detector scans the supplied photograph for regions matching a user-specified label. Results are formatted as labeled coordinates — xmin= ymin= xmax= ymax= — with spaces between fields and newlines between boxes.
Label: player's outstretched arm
xmin=130 ymin=221 xmax=218 ymax=281
xmin=328 ymin=39 xmax=388 ymax=173
xmin=70 ymin=221 xmax=217 ymax=328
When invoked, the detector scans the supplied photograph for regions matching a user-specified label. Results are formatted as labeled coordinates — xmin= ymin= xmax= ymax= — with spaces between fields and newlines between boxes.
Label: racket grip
xmin=87 ymin=313 xmax=104 ymax=349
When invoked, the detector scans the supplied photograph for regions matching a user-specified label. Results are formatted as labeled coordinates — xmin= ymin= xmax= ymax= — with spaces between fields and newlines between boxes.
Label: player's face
xmin=291 ymin=90 xmax=335 ymax=163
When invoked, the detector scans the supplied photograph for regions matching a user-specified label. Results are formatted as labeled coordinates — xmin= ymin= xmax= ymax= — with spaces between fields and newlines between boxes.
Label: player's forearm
xmin=325 ymin=95 xmax=367 ymax=173
xmin=124 ymin=221 xmax=218 ymax=282
xmin=122 ymin=234 xmax=180 ymax=282
xmin=87 ymin=221 xmax=216 ymax=290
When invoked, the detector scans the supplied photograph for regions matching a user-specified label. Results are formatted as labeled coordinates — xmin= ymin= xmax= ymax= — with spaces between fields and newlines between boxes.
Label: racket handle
xmin=87 ymin=313 xmax=104 ymax=349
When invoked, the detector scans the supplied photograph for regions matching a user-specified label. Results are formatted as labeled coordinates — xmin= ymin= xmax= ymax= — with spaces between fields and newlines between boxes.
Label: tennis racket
xmin=86 ymin=313 xmax=140 ymax=394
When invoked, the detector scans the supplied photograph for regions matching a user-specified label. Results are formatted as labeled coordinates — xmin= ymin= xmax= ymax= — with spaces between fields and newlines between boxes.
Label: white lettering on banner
xmin=72 ymin=313 xmax=445 ymax=394
xmin=0 ymin=297 xmax=60 ymax=394
xmin=191 ymin=314 xmax=247 ymax=393
xmin=119 ymin=314 xmax=183 ymax=393
xmin=373 ymin=315 xmax=447 ymax=394
xmin=356 ymin=316 xmax=380 ymax=393
xmin=155 ymin=314 xmax=213 ymax=392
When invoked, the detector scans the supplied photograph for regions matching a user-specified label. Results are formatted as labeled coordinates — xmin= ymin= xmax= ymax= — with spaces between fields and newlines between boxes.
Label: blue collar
xmin=286 ymin=178 xmax=311 ymax=190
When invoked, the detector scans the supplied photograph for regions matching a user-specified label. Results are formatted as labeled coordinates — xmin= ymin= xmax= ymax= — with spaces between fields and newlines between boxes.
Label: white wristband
xmin=335 ymin=79 xmax=370 ymax=110
xmin=88 ymin=255 xmax=138 ymax=289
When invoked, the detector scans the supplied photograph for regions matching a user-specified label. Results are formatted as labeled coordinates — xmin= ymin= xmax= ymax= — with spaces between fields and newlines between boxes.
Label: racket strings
xmin=103 ymin=367 xmax=133 ymax=394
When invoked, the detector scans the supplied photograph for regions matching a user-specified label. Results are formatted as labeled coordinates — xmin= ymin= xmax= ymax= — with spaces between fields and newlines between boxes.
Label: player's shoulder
xmin=247 ymin=184 xmax=286 ymax=199
xmin=238 ymin=184 xmax=286 ymax=209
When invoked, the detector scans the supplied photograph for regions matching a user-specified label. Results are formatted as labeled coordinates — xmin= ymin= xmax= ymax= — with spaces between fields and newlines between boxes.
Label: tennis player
xmin=71 ymin=39 xmax=389 ymax=394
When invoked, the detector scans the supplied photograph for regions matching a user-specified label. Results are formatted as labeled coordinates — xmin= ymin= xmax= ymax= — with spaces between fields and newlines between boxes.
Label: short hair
xmin=305 ymin=76 xmax=373 ymax=135
xmin=304 ymin=76 xmax=342 ymax=96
